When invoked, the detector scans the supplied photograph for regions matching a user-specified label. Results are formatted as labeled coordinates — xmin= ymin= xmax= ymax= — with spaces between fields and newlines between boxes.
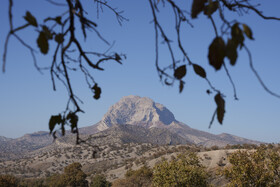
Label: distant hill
xmin=79 ymin=95 xmax=261 ymax=147
xmin=0 ymin=131 xmax=53 ymax=160
xmin=0 ymin=95 xmax=261 ymax=161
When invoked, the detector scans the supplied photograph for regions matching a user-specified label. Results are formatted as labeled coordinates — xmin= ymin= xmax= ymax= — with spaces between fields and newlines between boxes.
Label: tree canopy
xmin=153 ymin=152 xmax=209 ymax=186
xmin=47 ymin=162 xmax=88 ymax=187
xmin=2 ymin=0 xmax=280 ymax=141
xmin=223 ymin=146 xmax=280 ymax=186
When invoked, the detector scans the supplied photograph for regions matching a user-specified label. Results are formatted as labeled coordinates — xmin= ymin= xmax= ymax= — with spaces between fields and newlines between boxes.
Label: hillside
xmin=0 ymin=95 xmax=261 ymax=161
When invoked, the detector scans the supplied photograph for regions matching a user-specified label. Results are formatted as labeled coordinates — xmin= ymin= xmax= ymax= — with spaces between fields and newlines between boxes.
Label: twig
xmin=244 ymin=45 xmax=280 ymax=99
xmin=223 ymin=63 xmax=238 ymax=100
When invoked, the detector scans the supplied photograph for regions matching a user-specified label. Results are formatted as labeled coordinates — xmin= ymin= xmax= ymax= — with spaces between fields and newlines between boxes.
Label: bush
xmin=223 ymin=147 xmax=280 ymax=186
xmin=152 ymin=152 xmax=209 ymax=187
xmin=0 ymin=174 xmax=19 ymax=187
xmin=112 ymin=165 xmax=153 ymax=187
xmin=90 ymin=174 xmax=111 ymax=187
xmin=47 ymin=162 xmax=88 ymax=187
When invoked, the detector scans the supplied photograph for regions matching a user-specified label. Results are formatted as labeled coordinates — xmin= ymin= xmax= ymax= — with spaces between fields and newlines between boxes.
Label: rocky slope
xmin=0 ymin=132 xmax=53 ymax=161
xmin=80 ymin=95 xmax=260 ymax=147
xmin=0 ymin=95 xmax=260 ymax=161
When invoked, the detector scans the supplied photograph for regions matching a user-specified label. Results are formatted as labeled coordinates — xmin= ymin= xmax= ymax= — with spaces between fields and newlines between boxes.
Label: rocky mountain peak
xmin=97 ymin=95 xmax=176 ymax=131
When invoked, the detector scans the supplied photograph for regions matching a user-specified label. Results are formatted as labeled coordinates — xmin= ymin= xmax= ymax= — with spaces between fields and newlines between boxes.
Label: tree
xmin=112 ymin=165 xmax=153 ymax=187
xmin=223 ymin=146 xmax=280 ymax=186
xmin=19 ymin=178 xmax=47 ymax=187
xmin=90 ymin=174 xmax=111 ymax=187
xmin=2 ymin=0 xmax=280 ymax=140
xmin=0 ymin=174 xmax=19 ymax=187
xmin=63 ymin=162 xmax=88 ymax=187
xmin=152 ymin=152 xmax=209 ymax=186
xmin=47 ymin=162 xmax=88 ymax=187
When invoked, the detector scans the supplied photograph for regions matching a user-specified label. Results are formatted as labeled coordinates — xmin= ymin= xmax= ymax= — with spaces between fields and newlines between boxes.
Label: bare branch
xmin=244 ymin=45 xmax=280 ymax=99
xmin=221 ymin=0 xmax=280 ymax=21
xmin=45 ymin=0 xmax=67 ymax=7
xmin=223 ymin=64 xmax=238 ymax=100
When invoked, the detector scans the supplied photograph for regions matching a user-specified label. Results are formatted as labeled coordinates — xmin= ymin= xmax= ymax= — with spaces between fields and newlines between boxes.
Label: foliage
xmin=46 ymin=173 xmax=66 ymax=187
xmin=47 ymin=162 xmax=88 ymax=187
xmin=152 ymin=152 xmax=209 ymax=187
xmin=63 ymin=162 xmax=88 ymax=187
xmin=90 ymin=174 xmax=111 ymax=187
xmin=19 ymin=178 xmax=47 ymax=187
xmin=112 ymin=165 xmax=153 ymax=187
xmin=223 ymin=147 xmax=280 ymax=186
xmin=0 ymin=174 xmax=19 ymax=187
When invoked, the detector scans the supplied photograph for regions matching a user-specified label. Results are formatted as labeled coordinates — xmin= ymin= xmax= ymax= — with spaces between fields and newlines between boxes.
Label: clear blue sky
xmin=0 ymin=0 xmax=279 ymax=143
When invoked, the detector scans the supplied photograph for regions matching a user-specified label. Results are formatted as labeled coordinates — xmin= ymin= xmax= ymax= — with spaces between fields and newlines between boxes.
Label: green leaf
xmin=204 ymin=1 xmax=219 ymax=16
xmin=179 ymin=80 xmax=184 ymax=93
xmin=174 ymin=65 xmax=187 ymax=80
xmin=242 ymin=24 xmax=254 ymax=40
xmin=92 ymin=83 xmax=101 ymax=100
xmin=191 ymin=0 xmax=207 ymax=18
xmin=214 ymin=93 xmax=225 ymax=124
xmin=37 ymin=31 xmax=49 ymax=54
xmin=55 ymin=33 xmax=64 ymax=44
xmin=24 ymin=11 xmax=38 ymax=27
xmin=208 ymin=37 xmax=226 ymax=71
xmin=231 ymin=23 xmax=244 ymax=48
xmin=49 ymin=114 xmax=62 ymax=134
xmin=226 ymin=39 xmax=238 ymax=66
xmin=193 ymin=64 xmax=206 ymax=78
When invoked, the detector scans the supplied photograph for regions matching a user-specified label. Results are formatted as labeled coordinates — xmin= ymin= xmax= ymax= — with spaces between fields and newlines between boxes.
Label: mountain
xmin=80 ymin=95 xmax=260 ymax=147
xmin=88 ymin=124 xmax=190 ymax=146
xmin=0 ymin=131 xmax=53 ymax=160
xmin=79 ymin=95 xmax=176 ymax=134
xmin=0 ymin=95 xmax=260 ymax=161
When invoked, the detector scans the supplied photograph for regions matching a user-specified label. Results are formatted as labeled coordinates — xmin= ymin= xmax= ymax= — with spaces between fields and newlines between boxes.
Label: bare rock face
xmin=93 ymin=95 xmax=261 ymax=147
xmin=97 ymin=95 xmax=176 ymax=131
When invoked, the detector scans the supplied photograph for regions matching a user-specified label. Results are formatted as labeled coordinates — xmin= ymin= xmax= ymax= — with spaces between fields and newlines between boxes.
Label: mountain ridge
xmin=0 ymin=95 xmax=261 ymax=160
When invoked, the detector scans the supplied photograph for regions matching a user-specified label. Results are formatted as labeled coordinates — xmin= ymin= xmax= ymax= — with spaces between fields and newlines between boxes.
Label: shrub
xmin=153 ymin=152 xmax=209 ymax=187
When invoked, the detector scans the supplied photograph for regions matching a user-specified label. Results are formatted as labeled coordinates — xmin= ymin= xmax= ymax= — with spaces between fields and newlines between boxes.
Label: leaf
xmin=42 ymin=26 xmax=53 ymax=40
xmin=191 ymin=0 xmax=207 ymax=18
xmin=174 ymin=65 xmax=187 ymax=80
xmin=231 ymin=23 xmax=244 ymax=48
xmin=49 ymin=114 xmax=62 ymax=134
xmin=242 ymin=24 xmax=254 ymax=40
xmin=55 ymin=33 xmax=64 ymax=44
xmin=193 ymin=64 xmax=206 ymax=78
xmin=226 ymin=39 xmax=238 ymax=66
xmin=37 ymin=32 xmax=49 ymax=54
xmin=214 ymin=93 xmax=225 ymax=124
xmin=204 ymin=1 xmax=219 ymax=16
xmin=24 ymin=11 xmax=38 ymax=27
xmin=92 ymin=83 xmax=101 ymax=100
xmin=115 ymin=53 xmax=122 ymax=61
xmin=179 ymin=80 xmax=184 ymax=93
xmin=208 ymin=37 xmax=226 ymax=70
xmin=55 ymin=16 xmax=62 ymax=25
xmin=67 ymin=112 xmax=78 ymax=132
